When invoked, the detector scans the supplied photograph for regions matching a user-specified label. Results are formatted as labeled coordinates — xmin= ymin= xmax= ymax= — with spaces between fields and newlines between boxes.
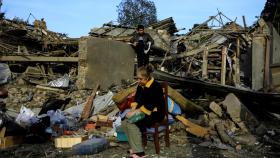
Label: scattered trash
xmin=47 ymin=74 xmax=70 ymax=88
xmin=1 ymin=2 xmax=280 ymax=158
xmin=46 ymin=110 xmax=67 ymax=136
xmin=15 ymin=106 xmax=39 ymax=127
xmin=72 ymin=136 xmax=109 ymax=155
xmin=54 ymin=135 xmax=88 ymax=148
xmin=116 ymin=126 xmax=128 ymax=142
xmin=168 ymin=97 xmax=181 ymax=115
xmin=64 ymin=102 xmax=85 ymax=118
xmin=93 ymin=91 xmax=114 ymax=115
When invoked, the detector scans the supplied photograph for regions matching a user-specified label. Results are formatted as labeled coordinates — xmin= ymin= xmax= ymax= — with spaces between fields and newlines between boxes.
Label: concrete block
xmin=77 ymin=37 xmax=136 ymax=89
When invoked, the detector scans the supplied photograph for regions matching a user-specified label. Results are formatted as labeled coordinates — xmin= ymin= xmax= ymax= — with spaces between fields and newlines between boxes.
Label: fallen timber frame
xmin=153 ymin=70 xmax=280 ymax=114
xmin=0 ymin=56 xmax=79 ymax=62
xmin=143 ymin=43 xmax=220 ymax=62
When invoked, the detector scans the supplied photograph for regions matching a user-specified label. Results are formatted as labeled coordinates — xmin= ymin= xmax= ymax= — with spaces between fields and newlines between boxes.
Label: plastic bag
xmin=16 ymin=106 xmax=39 ymax=127
xmin=47 ymin=74 xmax=70 ymax=88
xmin=168 ymin=97 xmax=182 ymax=115
xmin=92 ymin=91 xmax=114 ymax=115
xmin=47 ymin=109 xmax=67 ymax=125
xmin=64 ymin=102 xmax=85 ymax=118
xmin=128 ymin=111 xmax=145 ymax=123
xmin=72 ymin=136 xmax=109 ymax=155
xmin=65 ymin=91 xmax=114 ymax=118
xmin=113 ymin=116 xmax=121 ymax=129
xmin=0 ymin=63 xmax=11 ymax=84
xmin=46 ymin=110 xmax=67 ymax=136
xmin=120 ymin=109 xmax=131 ymax=119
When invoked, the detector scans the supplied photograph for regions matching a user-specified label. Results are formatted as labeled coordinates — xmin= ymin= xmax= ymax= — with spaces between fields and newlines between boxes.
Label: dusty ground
xmin=1 ymin=82 xmax=280 ymax=158
xmin=1 ymin=129 xmax=279 ymax=158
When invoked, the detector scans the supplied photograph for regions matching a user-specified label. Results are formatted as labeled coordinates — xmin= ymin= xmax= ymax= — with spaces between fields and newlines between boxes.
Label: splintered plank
xmin=235 ymin=37 xmax=241 ymax=85
xmin=176 ymin=115 xmax=209 ymax=138
xmin=112 ymin=85 xmax=137 ymax=104
xmin=221 ymin=46 xmax=227 ymax=85
xmin=0 ymin=127 xmax=6 ymax=138
xmin=202 ymin=48 xmax=209 ymax=79
xmin=54 ymin=135 xmax=88 ymax=148
xmin=80 ymin=84 xmax=99 ymax=121
xmin=0 ymin=56 xmax=78 ymax=62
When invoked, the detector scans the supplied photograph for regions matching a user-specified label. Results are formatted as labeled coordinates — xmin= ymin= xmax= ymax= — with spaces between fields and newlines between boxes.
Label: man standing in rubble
xmin=130 ymin=25 xmax=154 ymax=67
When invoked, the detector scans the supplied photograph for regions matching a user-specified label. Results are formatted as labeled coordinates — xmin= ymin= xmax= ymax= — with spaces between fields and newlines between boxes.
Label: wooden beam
xmin=80 ymin=84 xmax=99 ymax=121
xmin=145 ymin=43 xmax=219 ymax=62
xmin=36 ymin=85 xmax=65 ymax=93
xmin=0 ymin=56 xmax=79 ymax=62
xmin=133 ymin=44 xmax=221 ymax=63
xmin=173 ymin=43 xmax=219 ymax=60
xmin=235 ymin=38 xmax=241 ymax=85
xmin=168 ymin=86 xmax=205 ymax=114
xmin=202 ymin=48 xmax=208 ymax=79
xmin=0 ymin=127 xmax=6 ymax=138
xmin=176 ymin=115 xmax=209 ymax=138
xmin=242 ymin=16 xmax=247 ymax=30
xmin=252 ymin=36 xmax=266 ymax=90
xmin=221 ymin=46 xmax=228 ymax=85
xmin=264 ymin=38 xmax=271 ymax=92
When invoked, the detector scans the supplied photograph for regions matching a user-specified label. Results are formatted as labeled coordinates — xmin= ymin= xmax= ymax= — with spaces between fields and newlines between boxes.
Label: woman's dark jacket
xmin=131 ymin=78 xmax=165 ymax=128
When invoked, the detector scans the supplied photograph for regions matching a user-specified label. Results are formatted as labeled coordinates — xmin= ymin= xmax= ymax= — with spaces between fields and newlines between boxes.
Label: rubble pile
xmin=89 ymin=17 xmax=176 ymax=53
xmin=1 ymin=2 xmax=280 ymax=158
xmin=1 ymin=78 xmax=280 ymax=157
xmin=0 ymin=17 xmax=79 ymax=92
xmin=0 ymin=18 xmax=78 ymax=55
xmin=149 ymin=12 xmax=251 ymax=89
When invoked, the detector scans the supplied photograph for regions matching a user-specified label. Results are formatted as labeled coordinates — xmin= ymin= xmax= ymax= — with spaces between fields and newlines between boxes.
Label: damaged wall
xmin=271 ymin=26 xmax=280 ymax=87
xmin=77 ymin=37 xmax=135 ymax=89
xmin=252 ymin=35 xmax=266 ymax=91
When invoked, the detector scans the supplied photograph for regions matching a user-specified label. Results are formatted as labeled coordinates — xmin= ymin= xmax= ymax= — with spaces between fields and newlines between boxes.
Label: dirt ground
xmin=1 ymin=129 xmax=279 ymax=158
xmin=1 ymin=85 xmax=280 ymax=158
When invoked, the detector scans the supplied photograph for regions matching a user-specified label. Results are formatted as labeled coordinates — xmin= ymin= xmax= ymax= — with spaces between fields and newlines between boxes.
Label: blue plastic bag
xmin=72 ymin=136 xmax=109 ymax=155
xmin=168 ymin=97 xmax=182 ymax=115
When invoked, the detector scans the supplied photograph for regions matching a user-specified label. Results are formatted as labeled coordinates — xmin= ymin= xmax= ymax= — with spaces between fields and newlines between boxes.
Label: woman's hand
xmin=126 ymin=109 xmax=141 ymax=118
xmin=126 ymin=111 xmax=134 ymax=118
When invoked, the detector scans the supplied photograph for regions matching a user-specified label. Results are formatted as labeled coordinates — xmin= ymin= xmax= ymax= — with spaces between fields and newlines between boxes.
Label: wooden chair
xmin=142 ymin=82 xmax=170 ymax=154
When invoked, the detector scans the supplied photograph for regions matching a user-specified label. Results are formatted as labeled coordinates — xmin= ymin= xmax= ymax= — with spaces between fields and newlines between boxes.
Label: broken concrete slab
xmin=222 ymin=93 xmax=259 ymax=133
xmin=222 ymin=93 xmax=242 ymax=122
xmin=233 ymin=134 xmax=257 ymax=146
xmin=215 ymin=122 xmax=236 ymax=147
xmin=77 ymin=37 xmax=135 ymax=90
xmin=209 ymin=102 xmax=222 ymax=117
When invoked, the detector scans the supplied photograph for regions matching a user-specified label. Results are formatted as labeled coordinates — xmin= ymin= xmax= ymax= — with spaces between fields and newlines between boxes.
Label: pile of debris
xmin=90 ymin=17 xmax=177 ymax=54
xmin=1 ymin=3 xmax=280 ymax=157
xmin=1 ymin=78 xmax=280 ymax=157
xmin=88 ymin=10 xmax=280 ymax=94
xmin=0 ymin=17 xmax=79 ymax=89
xmin=0 ymin=17 xmax=78 ymax=55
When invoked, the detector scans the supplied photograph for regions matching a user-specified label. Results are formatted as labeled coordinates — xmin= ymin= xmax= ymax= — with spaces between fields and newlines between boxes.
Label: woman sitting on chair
xmin=121 ymin=64 xmax=165 ymax=158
